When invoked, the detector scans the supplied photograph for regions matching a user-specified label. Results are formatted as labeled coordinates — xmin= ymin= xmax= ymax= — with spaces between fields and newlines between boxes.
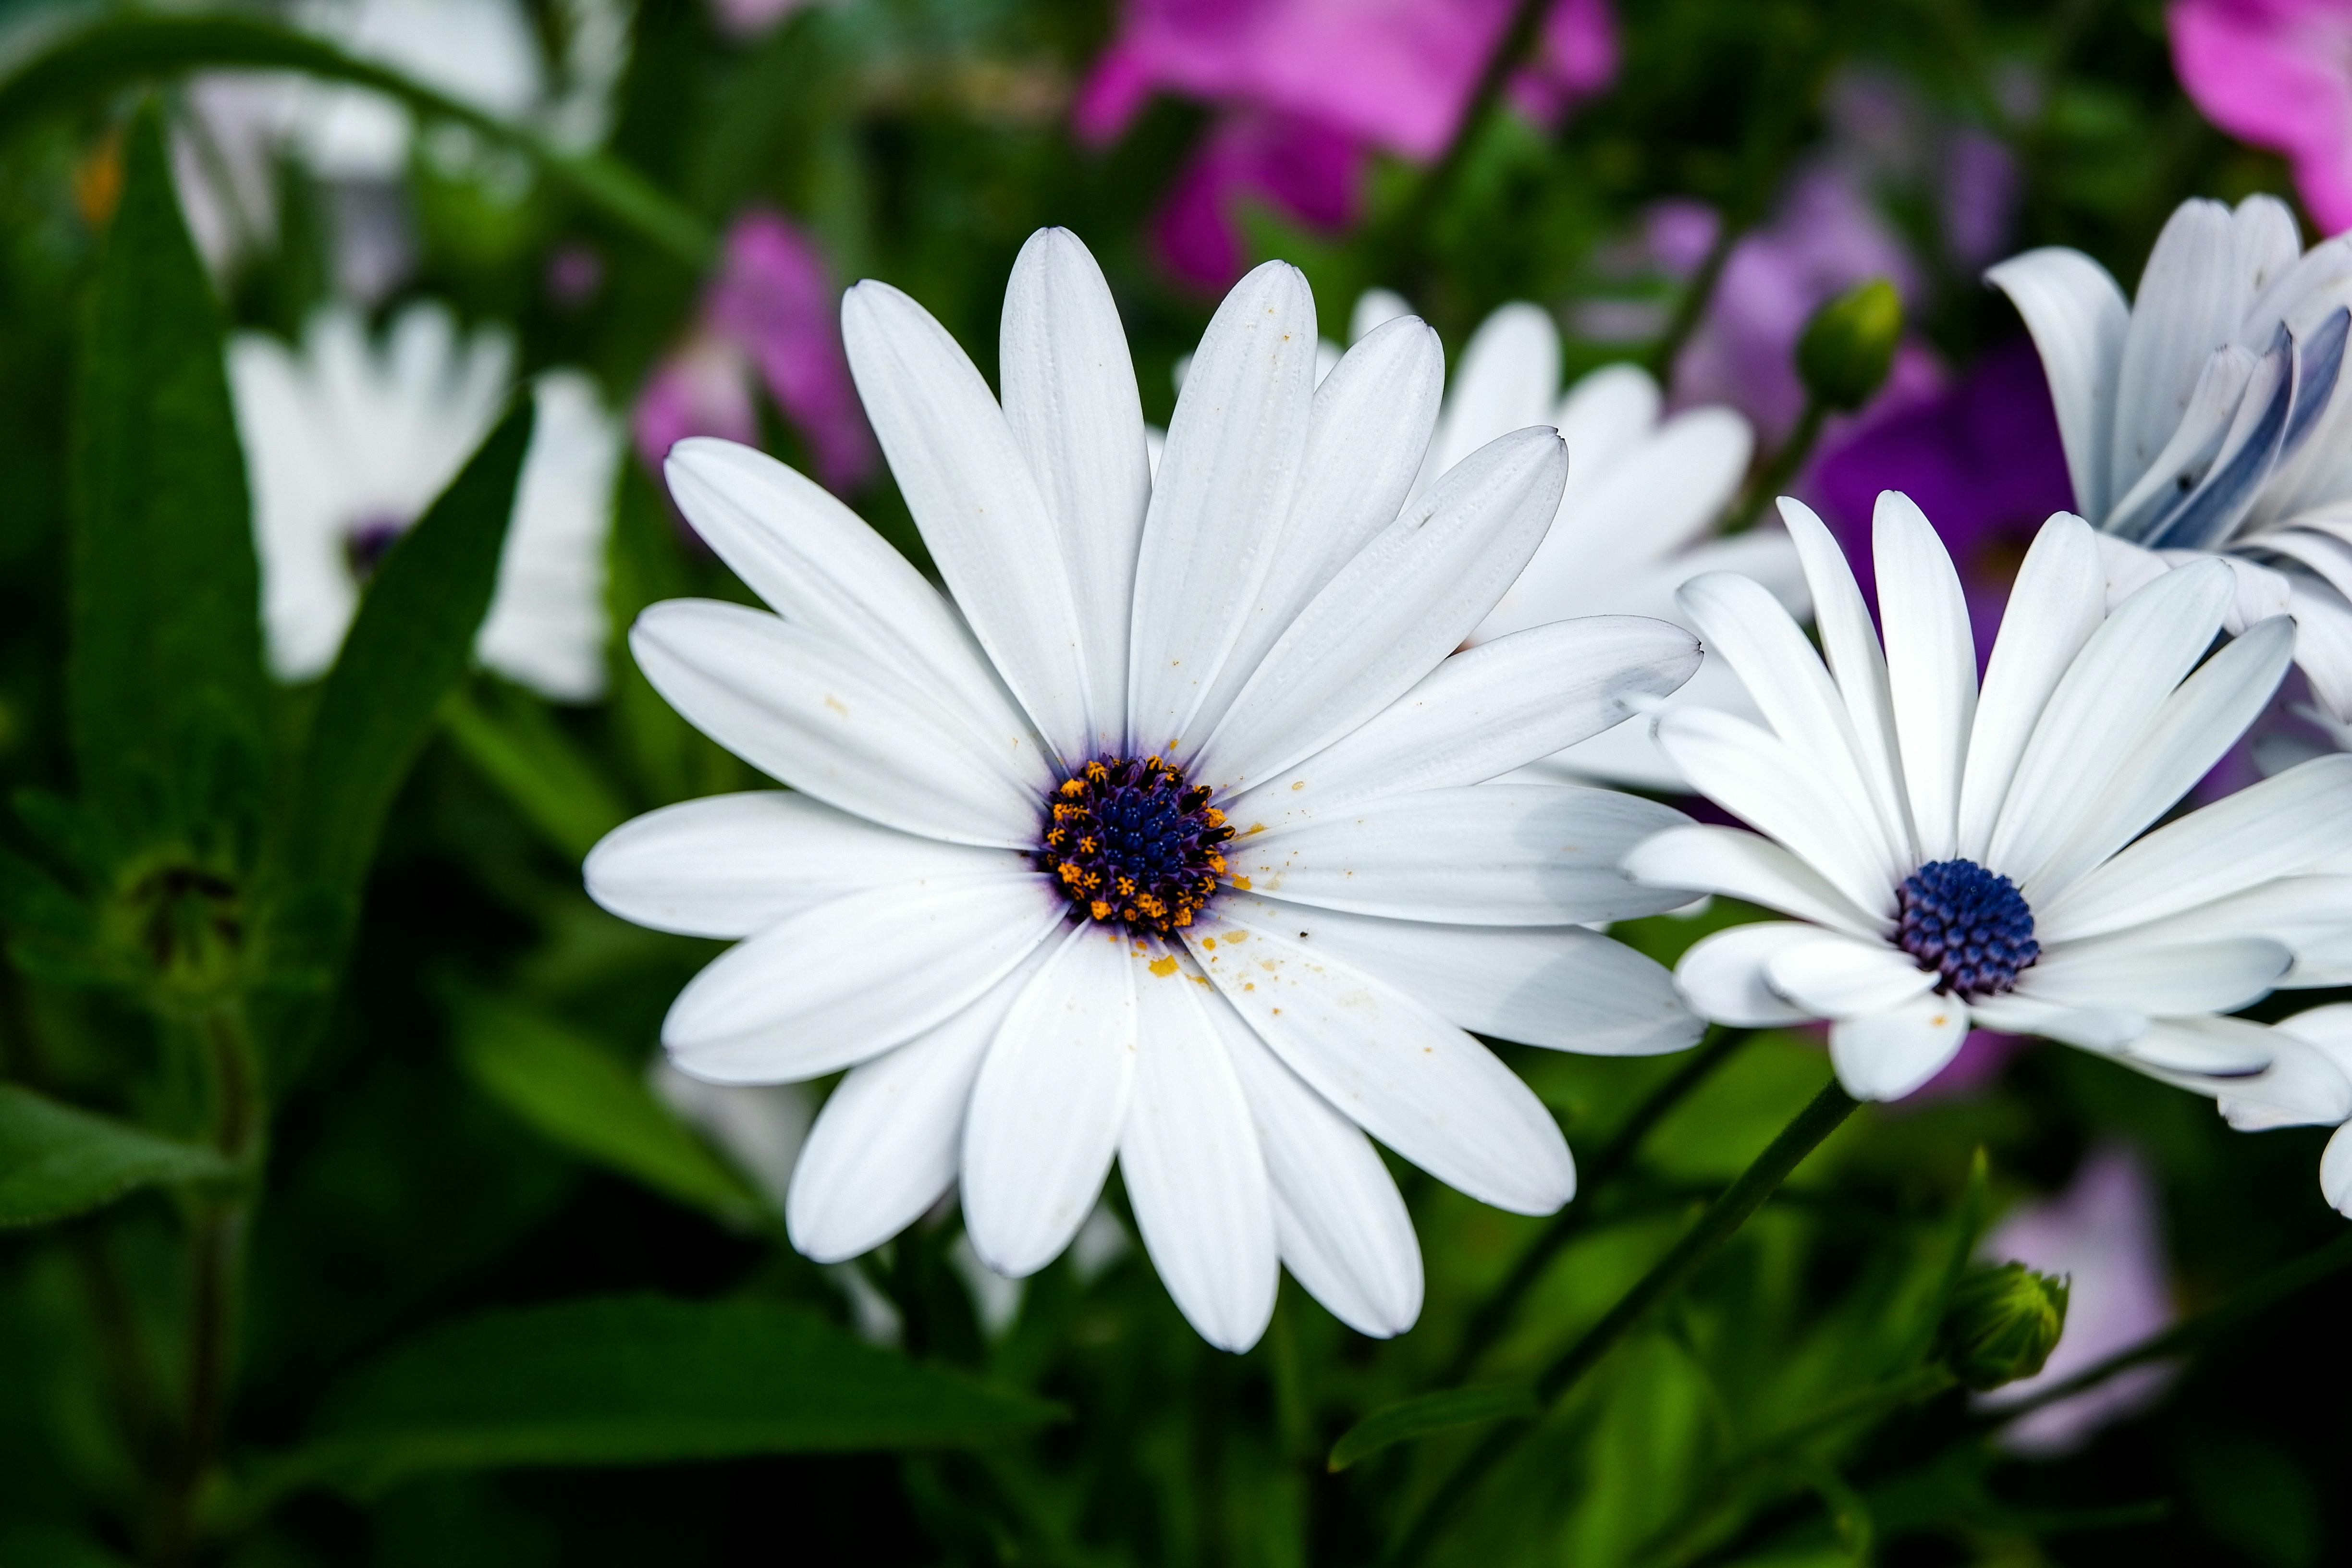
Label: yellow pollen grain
xmin=1229 ymin=873 xmax=1249 ymax=890
xmin=1148 ymin=956 xmax=1178 ymax=978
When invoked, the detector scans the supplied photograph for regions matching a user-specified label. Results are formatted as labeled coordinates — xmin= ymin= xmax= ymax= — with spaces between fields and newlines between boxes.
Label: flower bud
xmin=1938 ymin=1262 xmax=2069 ymax=1391
xmin=1796 ymin=278 xmax=1902 ymax=411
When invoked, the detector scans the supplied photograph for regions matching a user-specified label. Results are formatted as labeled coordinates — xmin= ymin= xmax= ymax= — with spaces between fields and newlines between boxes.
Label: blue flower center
xmin=1895 ymin=858 xmax=2039 ymax=998
xmin=1038 ymin=756 xmax=1233 ymax=936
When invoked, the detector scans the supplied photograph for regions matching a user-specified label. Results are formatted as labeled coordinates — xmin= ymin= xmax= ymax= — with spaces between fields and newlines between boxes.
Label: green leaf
xmin=0 ymin=1084 xmax=232 ymax=1227
xmin=256 ymin=1295 xmax=1063 ymax=1499
xmin=450 ymin=992 xmax=762 ymax=1227
xmin=278 ymin=400 xmax=534 ymax=908
xmin=69 ymin=102 xmax=265 ymax=845
xmin=441 ymin=683 xmax=631 ymax=862
xmin=0 ymin=15 xmax=712 ymax=267
xmin=1326 ymin=1384 xmax=1538 ymax=1472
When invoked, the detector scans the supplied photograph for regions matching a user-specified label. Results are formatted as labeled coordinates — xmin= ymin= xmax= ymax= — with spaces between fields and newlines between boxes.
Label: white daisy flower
xmin=1345 ymin=289 xmax=1804 ymax=790
xmin=584 ymin=228 xmax=1710 ymax=1350
xmin=1623 ymin=490 xmax=2352 ymax=1103
xmin=228 ymin=302 xmax=623 ymax=701
xmin=1990 ymin=194 xmax=2352 ymax=732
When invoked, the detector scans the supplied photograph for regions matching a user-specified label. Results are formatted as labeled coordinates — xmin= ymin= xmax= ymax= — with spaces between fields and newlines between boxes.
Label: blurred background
xmin=1 ymin=0 xmax=2350 ymax=1564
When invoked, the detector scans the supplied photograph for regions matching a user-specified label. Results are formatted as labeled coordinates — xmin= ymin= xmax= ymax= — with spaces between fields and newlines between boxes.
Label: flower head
xmin=586 ymin=229 xmax=1710 ymax=1349
xmin=1625 ymin=491 xmax=2352 ymax=1102
xmin=229 ymin=302 xmax=623 ymax=700
xmin=1991 ymin=195 xmax=2352 ymax=728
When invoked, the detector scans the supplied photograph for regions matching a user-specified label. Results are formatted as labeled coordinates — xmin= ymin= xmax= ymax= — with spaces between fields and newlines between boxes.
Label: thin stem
xmin=1380 ymin=0 xmax=1551 ymax=284
xmin=1975 ymin=1228 xmax=2352 ymax=1431
xmin=1646 ymin=217 xmax=1744 ymax=383
xmin=1442 ymin=1028 xmax=1753 ymax=1383
xmin=1383 ymin=1078 xmax=1859 ymax=1567
xmin=1727 ymin=398 xmax=1826 ymax=533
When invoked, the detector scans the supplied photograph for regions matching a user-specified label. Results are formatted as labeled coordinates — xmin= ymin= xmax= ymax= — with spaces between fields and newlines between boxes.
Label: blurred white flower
xmin=228 ymin=302 xmax=622 ymax=700
xmin=290 ymin=0 xmax=547 ymax=179
xmin=1992 ymin=195 xmax=2352 ymax=736
xmin=1627 ymin=496 xmax=2352 ymax=1101
xmin=1348 ymin=289 xmax=1800 ymax=790
xmin=1975 ymin=1145 xmax=2179 ymax=1456
xmin=586 ymin=227 xmax=1710 ymax=1351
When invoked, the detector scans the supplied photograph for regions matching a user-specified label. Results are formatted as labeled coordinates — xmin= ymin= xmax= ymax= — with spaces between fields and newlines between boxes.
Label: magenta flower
xmin=633 ymin=209 xmax=877 ymax=495
xmin=1075 ymin=0 xmax=1617 ymax=287
xmin=2170 ymin=0 xmax=2352 ymax=234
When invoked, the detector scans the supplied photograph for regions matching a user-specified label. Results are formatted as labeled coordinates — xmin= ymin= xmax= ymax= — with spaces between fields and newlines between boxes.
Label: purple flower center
xmin=1038 ymin=756 xmax=1234 ymax=937
xmin=344 ymin=515 xmax=410 ymax=581
xmin=1896 ymin=858 xmax=2039 ymax=998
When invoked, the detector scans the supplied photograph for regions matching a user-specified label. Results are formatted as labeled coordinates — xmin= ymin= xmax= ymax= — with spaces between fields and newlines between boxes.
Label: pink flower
xmin=1975 ymin=1146 xmax=2179 ymax=1456
xmin=633 ymin=209 xmax=876 ymax=494
xmin=1076 ymin=0 xmax=1617 ymax=287
xmin=2170 ymin=0 xmax=2352 ymax=234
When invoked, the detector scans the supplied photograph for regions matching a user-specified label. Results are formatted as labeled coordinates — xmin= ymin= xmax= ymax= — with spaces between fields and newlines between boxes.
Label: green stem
xmin=1441 ymin=1028 xmax=1753 ymax=1383
xmin=1379 ymin=0 xmax=1551 ymax=285
xmin=1646 ymin=216 xmax=1744 ymax=383
xmin=1384 ymin=1078 xmax=1859 ymax=1567
xmin=1727 ymin=397 xmax=1826 ymax=533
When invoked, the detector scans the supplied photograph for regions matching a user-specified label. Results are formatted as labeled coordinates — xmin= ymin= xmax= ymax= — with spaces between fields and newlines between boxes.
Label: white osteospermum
xmin=2194 ymin=1002 xmax=2352 ymax=1218
xmin=1991 ymin=195 xmax=2352 ymax=733
xmin=228 ymin=303 xmax=622 ymax=701
xmin=1624 ymin=490 xmax=2352 ymax=1103
xmin=585 ymin=228 xmax=1711 ymax=1350
xmin=1347 ymin=289 xmax=1802 ymax=789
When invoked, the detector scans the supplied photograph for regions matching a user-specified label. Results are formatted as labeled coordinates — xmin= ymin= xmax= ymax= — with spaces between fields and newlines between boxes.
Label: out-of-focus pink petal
xmin=710 ymin=0 xmax=821 ymax=42
xmin=1509 ymin=0 xmax=1619 ymax=124
xmin=2171 ymin=0 xmax=2352 ymax=234
xmin=1073 ymin=40 xmax=1157 ymax=146
xmin=632 ymin=334 xmax=758 ymax=474
xmin=1976 ymin=1145 xmax=2180 ymax=1456
xmin=1152 ymin=112 xmax=1367 ymax=289
xmin=708 ymin=210 xmax=878 ymax=491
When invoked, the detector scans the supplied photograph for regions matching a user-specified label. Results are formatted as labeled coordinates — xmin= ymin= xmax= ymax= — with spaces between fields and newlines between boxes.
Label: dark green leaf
xmin=258 ymin=1295 xmax=1063 ymax=1499
xmin=0 ymin=15 xmax=711 ymax=266
xmin=69 ymin=102 xmax=265 ymax=845
xmin=279 ymin=400 xmax=534 ymax=907
xmin=0 ymin=1084 xmax=231 ymax=1227
xmin=441 ymin=684 xmax=631 ymax=863
xmin=451 ymin=992 xmax=761 ymax=1227
xmin=1326 ymin=1384 xmax=1538 ymax=1471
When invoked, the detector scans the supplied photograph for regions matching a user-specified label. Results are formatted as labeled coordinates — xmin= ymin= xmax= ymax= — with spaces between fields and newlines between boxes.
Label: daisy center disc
xmin=1038 ymin=756 xmax=1234 ymax=936
xmin=1895 ymin=858 xmax=2039 ymax=998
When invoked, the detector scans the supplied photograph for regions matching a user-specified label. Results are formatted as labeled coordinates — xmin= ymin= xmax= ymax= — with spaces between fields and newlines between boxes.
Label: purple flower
xmin=1810 ymin=338 xmax=2074 ymax=666
xmin=1975 ymin=1145 xmax=2179 ymax=1457
xmin=633 ymin=209 xmax=876 ymax=494
xmin=2170 ymin=0 xmax=2352 ymax=235
xmin=1075 ymin=0 xmax=1617 ymax=287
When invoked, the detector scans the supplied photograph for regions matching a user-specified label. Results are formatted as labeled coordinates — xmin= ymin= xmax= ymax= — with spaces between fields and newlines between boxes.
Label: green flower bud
xmin=1796 ymin=278 xmax=1903 ymax=411
xmin=1938 ymin=1262 xmax=2069 ymax=1391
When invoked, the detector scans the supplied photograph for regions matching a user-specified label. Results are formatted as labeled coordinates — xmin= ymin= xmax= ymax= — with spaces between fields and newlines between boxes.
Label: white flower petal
xmin=662 ymin=875 xmax=1065 ymax=1083
xmin=1120 ymin=949 xmax=1278 ymax=1351
xmin=2103 ymin=876 xmax=2352 ymax=985
xmin=1957 ymin=515 xmax=2107 ymax=859
xmin=662 ymin=440 xmax=1044 ymax=774
xmin=1230 ymin=785 xmax=1691 ymax=926
xmin=1228 ymin=893 xmax=1696 ymax=1055
xmin=2018 ymin=936 xmax=2291 ymax=1015
xmin=1217 ymin=1000 xmax=1422 ymax=1337
xmin=585 ymin=792 xmax=1026 ymax=938
xmin=1349 ymin=287 xmax=1412 ymax=344
xmin=2324 ymin=1124 xmax=2352 ymax=1215
xmin=842 ymin=279 xmax=1093 ymax=762
xmin=1182 ymin=317 xmax=1446 ymax=744
xmin=1424 ymin=302 xmax=1559 ymax=483
xmin=630 ymin=600 xmax=1047 ymax=848
xmin=784 ymin=948 xmax=1047 ymax=1262
xmin=1986 ymin=558 xmax=2235 ymax=885
xmin=1186 ymin=913 xmax=1576 ymax=1214
xmin=478 ymin=369 xmax=621 ymax=702
xmin=1652 ymin=706 xmax=1895 ymax=920
xmin=1225 ymin=616 xmax=1701 ymax=827
xmin=2037 ymin=754 xmax=2352 ymax=941
xmin=1678 ymin=566 xmax=1905 ymax=891
xmin=961 ymin=924 xmax=1139 ymax=1277
xmin=1966 ymin=994 xmax=2147 ymax=1051
xmin=1986 ymin=247 xmax=2130 ymax=520
xmin=999 ymin=229 xmax=1152 ymax=754
xmin=1127 ymin=261 xmax=1318 ymax=752
xmin=2286 ymin=576 xmax=2352 ymax=720
xmin=1190 ymin=427 xmax=1566 ymax=793
xmin=2110 ymin=200 xmax=2238 ymax=499
xmin=2023 ymin=615 xmax=2294 ymax=901
xmin=1775 ymin=499 xmax=1914 ymax=862
xmin=1623 ymin=824 xmax=1887 ymax=939
xmin=2120 ymin=1014 xmax=2276 ymax=1079
xmin=2215 ymin=1037 xmax=2352 ymax=1129
xmin=1674 ymin=922 xmax=1823 ymax=1027
xmin=1764 ymin=931 xmax=1937 ymax=1018
xmin=1554 ymin=361 xmax=1662 ymax=483
xmin=1828 ymin=998 xmax=1971 ymax=1101
xmin=1874 ymin=492 xmax=1978 ymax=859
